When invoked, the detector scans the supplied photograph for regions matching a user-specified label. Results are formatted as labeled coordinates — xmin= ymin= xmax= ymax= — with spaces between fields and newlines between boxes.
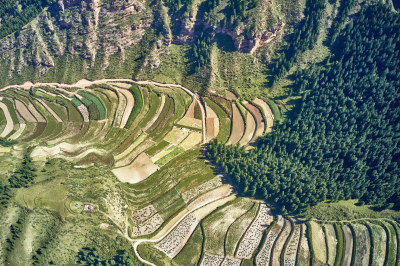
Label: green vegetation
xmin=0 ymin=0 xmax=54 ymax=39
xmin=9 ymin=149 xmax=36 ymax=188
xmin=266 ymin=99 xmax=281 ymax=122
xmin=194 ymin=102 xmax=202 ymax=120
xmin=125 ymin=85 xmax=144 ymax=129
xmin=173 ymin=225 xmax=203 ymax=265
xmin=0 ymin=1 xmax=398 ymax=263
xmin=71 ymin=97 xmax=82 ymax=107
xmin=270 ymin=0 xmax=326 ymax=85
xmin=2 ymin=98 xmax=19 ymax=124
xmin=76 ymin=247 xmax=136 ymax=265
xmin=0 ymin=137 xmax=17 ymax=147
xmin=156 ymin=146 xmax=185 ymax=166
xmin=78 ymin=91 xmax=106 ymax=120
xmin=138 ymin=91 xmax=161 ymax=128
xmin=35 ymin=90 xmax=54 ymax=100
xmin=304 ymin=200 xmax=400 ymax=221
xmin=208 ymin=4 xmax=400 ymax=213
xmin=382 ymin=222 xmax=397 ymax=266
xmin=328 ymin=0 xmax=356 ymax=45
xmin=334 ymin=223 xmax=344 ymax=266
xmin=148 ymin=96 xmax=175 ymax=142
xmin=204 ymin=98 xmax=231 ymax=143
xmin=0 ymin=108 xmax=6 ymax=124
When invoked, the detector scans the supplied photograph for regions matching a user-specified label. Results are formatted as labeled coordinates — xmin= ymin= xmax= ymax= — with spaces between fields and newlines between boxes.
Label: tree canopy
xmin=208 ymin=3 xmax=400 ymax=213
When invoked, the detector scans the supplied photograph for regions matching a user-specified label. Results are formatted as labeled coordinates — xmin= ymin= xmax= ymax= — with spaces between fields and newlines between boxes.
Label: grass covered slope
xmin=207 ymin=3 xmax=400 ymax=213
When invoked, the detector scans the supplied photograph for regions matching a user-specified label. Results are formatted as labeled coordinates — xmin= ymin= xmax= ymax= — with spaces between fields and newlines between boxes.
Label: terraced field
xmin=0 ymin=79 xmax=397 ymax=266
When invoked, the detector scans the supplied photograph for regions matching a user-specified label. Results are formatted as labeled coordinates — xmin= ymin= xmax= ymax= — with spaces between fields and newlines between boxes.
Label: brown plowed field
xmin=342 ymin=225 xmax=353 ymax=266
xmin=112 ymin=152 xmax=159 ymax=184
xmin=205 ymin=102 xmax=219 ymax=141
xmin=228 ymin=103 xmax=244 ymax=144
xmin=15 ymin=99 xmax=36 ymax=122
xmin=185 ymin=99 xmax=196 ymax=118
xmin=244 ymin=102 xmax=264 ymax=142
xmin=239 ymin=111 xmax=256 ymax=146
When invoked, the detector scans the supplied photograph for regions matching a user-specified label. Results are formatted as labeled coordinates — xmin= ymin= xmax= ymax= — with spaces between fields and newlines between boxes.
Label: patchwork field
xmin=0 ymin=79 xmax=396 ymax=266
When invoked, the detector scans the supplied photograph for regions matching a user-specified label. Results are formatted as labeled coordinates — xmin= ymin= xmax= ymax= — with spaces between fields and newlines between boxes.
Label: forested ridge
xmin=208 ymin=4 xmax=400 ymax=213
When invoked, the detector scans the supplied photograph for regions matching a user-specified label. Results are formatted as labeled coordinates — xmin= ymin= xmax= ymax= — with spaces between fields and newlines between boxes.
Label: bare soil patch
xmin=27 ymin=103 xmax=46 ymax=122
xmin=185 ymin=99 xmax=196 ymax=118
xmin=239 ymin=111 xmax=256 ymax=146
xmin=342 ymin=225 xmax=353 ymax=266
xmin=253 ymin=98 xmax=274 ymax=133
xmin=15 ymin=99 xmax=36 ymax=122
xmin=352 ymin=223 xmax=370 ymax=266
xmin=228 ymin=103 xmax=244 ymax=144
xmin=164 ymin=127 xmax=190 ymax=145
xmin=206 ymin=118 xmax=215 ymax=140
xmin=205 ymin=102 xmax=219 ymax=141
xmin=324 ymin=224 xmax=337 ymax=266
xmin=244 ymin=102 xmax=264 ymax=142
xmin=112 ymin=82 xmax=132 ymax=89
xmin=114 ymin=138 xmax=155 ymax=168
xmin=112 ymin=152 xmax=159 ymax=184
xmin=177 ymin=116 xmax=202 ymax=130
xmin=298 ymin=223 xmax=310 ymax=265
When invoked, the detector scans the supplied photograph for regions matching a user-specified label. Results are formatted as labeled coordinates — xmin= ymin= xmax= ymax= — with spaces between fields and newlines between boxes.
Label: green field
xmin=124 ymin=85 xmax=144 ymax=129
xmin=78 ymin=90 xmax=106 ymax=120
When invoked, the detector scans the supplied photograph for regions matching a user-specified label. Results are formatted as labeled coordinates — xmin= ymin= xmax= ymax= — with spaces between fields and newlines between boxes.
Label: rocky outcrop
xmin=169 ymin=0 xmax=285 ymax=54
xmin=0 ymin=0 xmax=289 ymax=84
xmin=0 ymin=0 xmax=152 ymax=81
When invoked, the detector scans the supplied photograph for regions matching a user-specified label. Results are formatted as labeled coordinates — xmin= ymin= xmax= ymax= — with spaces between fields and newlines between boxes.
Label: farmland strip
xmin=253 ymin=98 xmax=274 ymax=133
xmin=284 ymin=221 xmax=301 ymax=266
xmin=228 ymin=103 xmax=244 ymax=144
xmin=271 ymin=219 xmax=292 ymax=266
xmin=236 ymin=203 xmax=273 ymax=259
xmin=0 ymin=102 xmax=14 ymax=138
xmin=351 ymin=223 xmax=371 ymax=266
xmin=15 ymin=99 xmax=36 ymax=122
xmin=256 ymin=215 xmax=285 ymax=266
xmin=325 ymin=224 xmax=337 ymax=266
xmin=36 ymin=99 xmax=62 ymax=122
xmin=244 ymin=102 xmax=265 ymax=143
xmin=144 ymin=94 xmax=165 ymax=131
